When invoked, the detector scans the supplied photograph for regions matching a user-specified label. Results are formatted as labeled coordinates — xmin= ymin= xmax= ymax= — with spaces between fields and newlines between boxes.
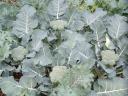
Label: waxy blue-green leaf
xmin=0 ymin=3 xmax=18 ymax=16
xmin=31 ymin=29 xmax=47 ymax=51
xmin=82 ymin=8 xmax=107 ymax=26
xmin=90 ymin=20 xmax=106 ymax=48
xmin=48 ymin=0 xmax=67 ymax=19
xmin=107 ymin=15 xmax=128 ymax=39
xmin=0 ymin=77 xmax=37 ymax=96
xmin=57 ymin=35 xmax=95 ymax=65
xmin=34 ymin=44 xmax=53 ymax=66
xmin=50 ymin=64 xmax=93 ymax=96
xmin=1 ymin=1 xmax=128 ymax=96
xmin=0 ymin=43 xmax=10 ymax=62
xmin=0 ymin=31 xmax=13 ymax=62
xmin=13 ymin=5 xmax=38 ymax=38
xmin=86 ymin=0 xmax=94 ymax=5
xmin=96 ymin=78 xmax=128 ymax=96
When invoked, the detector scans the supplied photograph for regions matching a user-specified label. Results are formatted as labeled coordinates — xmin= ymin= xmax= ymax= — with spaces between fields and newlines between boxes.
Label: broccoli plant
xmin=0 ymin=0 xmax=128 ymax=96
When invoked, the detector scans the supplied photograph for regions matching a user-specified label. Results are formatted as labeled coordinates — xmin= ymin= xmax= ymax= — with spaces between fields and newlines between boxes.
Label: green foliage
xmin=50 ymin=65 xmax=93 ymax=96
xmin=12 ymin=5 xmax=38 ymax=40
xmin=95 ymin=77 xmax=128 ymax=96
xmin=0 ymin=0 xmax=128 ymax=96
xmin=0 ymin=30 xmax=14 ymax=62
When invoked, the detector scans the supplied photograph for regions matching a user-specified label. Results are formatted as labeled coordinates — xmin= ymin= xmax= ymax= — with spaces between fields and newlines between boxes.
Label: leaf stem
xmin=56 ymin=0 xmax=59 ymax=19
xmin=97 ymin=88 xmax=128 ymax=95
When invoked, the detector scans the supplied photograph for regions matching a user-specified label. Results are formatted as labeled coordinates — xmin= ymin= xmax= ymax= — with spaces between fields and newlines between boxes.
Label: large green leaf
xmin=0 ymin=77 xmax=37 ymax=96
xmin=118 ymin=0 xmax=128 ymax=8
xmin=68 ymin=11 xmax=85 ymax=31
xmin=0 ymin=43 xmax=10 ymax=62
xmin=50 ymin=64 xmax=93 ymax=96
xmin=117 ymin=36 xmax=128 ymax=56
xmin=67 ymin=0 xmax=83 ymax=7
xmin=31 ymin=29 xmax=47 ymax=51
xmin=0 ymin=3 xmax=18 ymax=17
xmin=61 ymin=30 xmax=86 ymax=43
xmin=107 ymin=15 xmax=128 ymax=39
xmin=57 ymin=38 xmax=95 ymax=65
xmin=1 ymin=1 xmax=128 ymax=96
xmin=90 ymin=20 xmax=106 ymax=48
xmin=34 ymin=44 xmax=53 ymax=66
xmin=95 ymin=78 xmax=128 ymax=96
xmin=47 ymin=0 xmax=67 ymax=19
xmin=22 ymin=58 xmax=46 ymax=78
xmin=13 ymin=5 xmax=38 ymax=38
xmin=0 ymin=31 xmax=13 ymax=62
xmin=82 ymin=8 xmax=107 ymax=26
xmin=21 ymin=0 xmax=47 ymax=10
xmin=50 ymin=85 xmax=84 ymax=96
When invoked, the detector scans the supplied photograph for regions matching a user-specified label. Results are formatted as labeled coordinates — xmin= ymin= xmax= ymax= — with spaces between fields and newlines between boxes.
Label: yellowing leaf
xmin=105 ymin=34 xmax=115 ymax=49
